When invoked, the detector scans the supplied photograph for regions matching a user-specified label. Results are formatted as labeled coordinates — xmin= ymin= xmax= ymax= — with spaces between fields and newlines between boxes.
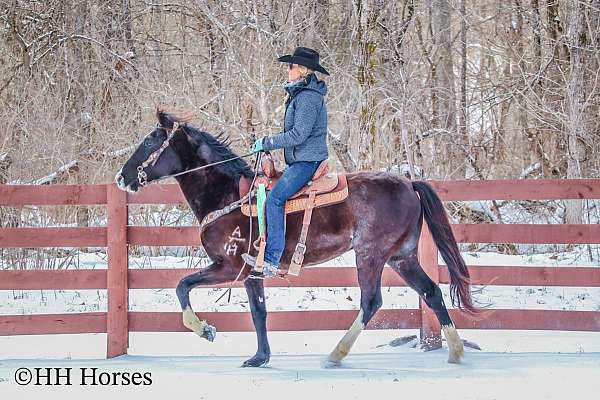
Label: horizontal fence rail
xmin=2 ymin=309 xmax=599 ymax=336
xmin=1 ymin=179 xmax=600 ymax=358
xmin=3 ymin=224 xmax=600 ymax=248
xmin=4 ymin=265 xmax=600 ymax=291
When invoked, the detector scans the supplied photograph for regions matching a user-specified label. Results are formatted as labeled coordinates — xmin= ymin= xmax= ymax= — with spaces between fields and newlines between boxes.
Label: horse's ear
xmin=156 ymin=107 xmax=193 ymax=129
xmin=156 ymin=107 xmax=174 ymax=129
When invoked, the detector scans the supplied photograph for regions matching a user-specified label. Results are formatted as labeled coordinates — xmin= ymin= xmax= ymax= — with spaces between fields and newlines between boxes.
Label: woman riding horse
xmin=242 ymin=46 xmax=330 ymax=279
xmin=115 ymin=48 xmax=476 ymax=368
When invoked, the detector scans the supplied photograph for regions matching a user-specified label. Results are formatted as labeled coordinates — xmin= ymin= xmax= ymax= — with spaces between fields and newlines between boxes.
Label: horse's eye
xmin=144 ymin=138 xmax=153 ymax=147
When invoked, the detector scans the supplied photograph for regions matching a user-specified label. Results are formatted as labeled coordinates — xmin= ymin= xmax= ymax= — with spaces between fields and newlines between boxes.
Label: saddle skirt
xmin=240 ymin=157 xmax=349 ymax=216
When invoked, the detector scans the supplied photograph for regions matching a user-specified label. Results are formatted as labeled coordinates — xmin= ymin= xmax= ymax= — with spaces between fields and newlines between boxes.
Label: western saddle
xmin=239 ymin=153 xmax=348 ymax=277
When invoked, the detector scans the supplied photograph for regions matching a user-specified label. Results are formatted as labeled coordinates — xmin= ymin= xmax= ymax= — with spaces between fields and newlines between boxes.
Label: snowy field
xmin=1 ymin=249 xmax=600 ymax=399
xmin=1 ymin=330 xmax=600 ymax=399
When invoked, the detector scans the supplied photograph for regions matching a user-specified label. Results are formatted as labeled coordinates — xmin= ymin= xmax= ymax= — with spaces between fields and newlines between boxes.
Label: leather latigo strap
xmin=286 ymin=191 xmax=317 ymax=276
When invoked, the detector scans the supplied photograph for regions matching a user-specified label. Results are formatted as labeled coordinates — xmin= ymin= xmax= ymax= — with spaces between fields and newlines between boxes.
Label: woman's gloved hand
xmin=251 ymin=138 xmax=265 ymax=153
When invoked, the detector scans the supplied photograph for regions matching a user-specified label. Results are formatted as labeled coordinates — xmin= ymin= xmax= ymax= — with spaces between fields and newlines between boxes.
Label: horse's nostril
xmin=116 ymin=174 xmax=124 ymax=185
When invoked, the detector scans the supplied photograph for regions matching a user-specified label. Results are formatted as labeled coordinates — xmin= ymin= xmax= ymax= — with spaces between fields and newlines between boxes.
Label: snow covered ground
xmin=1 ymin=249 xmax=600 ymax=399
xmin=1 ymin=331 xmax=600 ymax=400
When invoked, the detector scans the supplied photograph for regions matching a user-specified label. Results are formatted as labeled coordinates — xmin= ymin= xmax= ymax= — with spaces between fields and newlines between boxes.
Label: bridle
xmin=136 ymin=121 xmax=254 ymax=187
xmin=137 ymin=121 xmax=181 ymax=186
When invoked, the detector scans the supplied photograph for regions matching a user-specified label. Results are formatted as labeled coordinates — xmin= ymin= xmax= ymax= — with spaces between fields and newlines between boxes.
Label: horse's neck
xmin=175 ymin=171 xmax=239 ymax=221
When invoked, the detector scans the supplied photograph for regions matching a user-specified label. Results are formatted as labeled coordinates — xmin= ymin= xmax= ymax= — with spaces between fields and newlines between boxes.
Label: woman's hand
xmin=251 ymin=138 xmax=265 ymax=153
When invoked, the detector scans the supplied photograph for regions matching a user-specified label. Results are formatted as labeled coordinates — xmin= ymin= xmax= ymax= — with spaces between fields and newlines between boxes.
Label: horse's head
xmin=116 ymin=109 xmax=253 ymax=195
xmin=115 ymin=109 xmax=192 ymax=193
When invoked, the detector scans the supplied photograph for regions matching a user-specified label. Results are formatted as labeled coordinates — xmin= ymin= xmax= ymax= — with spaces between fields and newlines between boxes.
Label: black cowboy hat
xmin=277 ymin=46 xmax=330 ymax=76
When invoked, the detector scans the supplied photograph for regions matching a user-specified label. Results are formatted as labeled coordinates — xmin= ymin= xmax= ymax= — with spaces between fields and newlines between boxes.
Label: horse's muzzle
xmin=115 ymin=172 xmax=125 ymax=189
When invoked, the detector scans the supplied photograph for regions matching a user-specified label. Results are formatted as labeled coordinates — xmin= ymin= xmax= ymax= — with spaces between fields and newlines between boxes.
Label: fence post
xmin=417 ymin=222 xmax=442 ymax=350
xmin=107 ymin=183 xmax=128 ymax=358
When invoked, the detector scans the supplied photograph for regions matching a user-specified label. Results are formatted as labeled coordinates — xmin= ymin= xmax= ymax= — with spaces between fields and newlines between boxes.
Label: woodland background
xmin=1 ymin=0 xmax=599 ymax=265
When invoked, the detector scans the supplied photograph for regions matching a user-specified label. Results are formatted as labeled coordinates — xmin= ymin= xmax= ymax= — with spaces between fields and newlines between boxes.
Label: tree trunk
xmin=331 ymin=106 xmax=358 ymax=172
xmin=72 ymin=0 xmax=92 ymax=229
xmin=565 ymin=0 xmax=586 ymax=225
xmin=431 ymin=0 xmax=459 ymax=178
xmin=523 ymin=0 xmax=548 ymax=176
xmin=314 ymin=0 xmax=330 ymax=44
xmin=459 ymin=0 xmax=469 ymax=176
xmin=356 ymin=0 xmax=382 ymax=170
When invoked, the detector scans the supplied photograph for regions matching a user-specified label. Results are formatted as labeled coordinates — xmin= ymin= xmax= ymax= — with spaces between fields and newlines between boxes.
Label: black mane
xmin=182 ymin=124 xmax=254 ymax=179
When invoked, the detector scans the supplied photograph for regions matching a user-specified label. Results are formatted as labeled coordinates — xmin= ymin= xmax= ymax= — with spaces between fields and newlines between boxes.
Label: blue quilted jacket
xmin=262 ymin=73 xmax=329 ymax=165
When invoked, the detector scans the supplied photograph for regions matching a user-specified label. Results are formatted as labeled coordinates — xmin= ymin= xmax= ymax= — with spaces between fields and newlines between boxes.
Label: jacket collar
xmin=283 ymin=75 xmax=310 ymax=98
xmin=283 ymin=74 xmax=328 ymax=98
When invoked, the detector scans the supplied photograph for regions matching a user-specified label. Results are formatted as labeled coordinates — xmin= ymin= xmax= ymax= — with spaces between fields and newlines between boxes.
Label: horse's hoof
xmin=447 ymin=346 xmax=464 ymax=364
xmin=202 ymin=324 xmax=217 ymax=342
xmin=321 ymin=358 xmax=342 ymax=368
xmin=442 ymin=324 xmax=464 ymax=364
xmin=241 ymin=355 xmax=270 ymax=368
xmin=447 ymin=355 xmax=462 ymax=364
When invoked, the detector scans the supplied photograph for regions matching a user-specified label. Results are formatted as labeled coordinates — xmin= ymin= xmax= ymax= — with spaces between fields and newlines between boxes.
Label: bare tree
xmin=431 ymin=0 xmax=459 ymax=178
xmin=0 ymin=0 xmax=599 ymax=212
xmin=564 ymin=0 xmax=586 ymax=224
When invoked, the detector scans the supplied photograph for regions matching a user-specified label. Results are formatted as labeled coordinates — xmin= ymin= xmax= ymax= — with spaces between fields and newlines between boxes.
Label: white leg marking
xmin=182 ymin=306 xmax=208 ymax=337
xmin=443 ymin=324 xmax=464 ymax=364
xmin=326 ymin=310 xmax=365 ymax=365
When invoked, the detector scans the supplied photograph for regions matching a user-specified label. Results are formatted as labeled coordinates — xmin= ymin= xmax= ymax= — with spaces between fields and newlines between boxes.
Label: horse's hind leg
xmin=388 ymin=252 xmax=464 ymax=363
xmin=325 ymin=253 xmax=385 ymax=366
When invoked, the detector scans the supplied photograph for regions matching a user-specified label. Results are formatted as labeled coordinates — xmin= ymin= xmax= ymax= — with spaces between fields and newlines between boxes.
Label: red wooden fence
xmin=1 ymin=180 xmax=600 ymax=358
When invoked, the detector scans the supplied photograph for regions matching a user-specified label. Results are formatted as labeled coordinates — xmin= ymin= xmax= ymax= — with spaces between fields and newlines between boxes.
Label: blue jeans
xmin=264 ymin=160 xmax=321 ymax=265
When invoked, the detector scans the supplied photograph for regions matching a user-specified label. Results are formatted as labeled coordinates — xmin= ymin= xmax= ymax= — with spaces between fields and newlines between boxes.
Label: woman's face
xmin=287 ymin=63 xmax=301 ymax=82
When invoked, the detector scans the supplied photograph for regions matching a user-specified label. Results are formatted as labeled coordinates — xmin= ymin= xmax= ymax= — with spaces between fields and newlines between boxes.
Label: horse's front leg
xmin=175 ymin=262 xmax=236 ymax=342
xmin=241 ymin=278 xmax=270 ymax=367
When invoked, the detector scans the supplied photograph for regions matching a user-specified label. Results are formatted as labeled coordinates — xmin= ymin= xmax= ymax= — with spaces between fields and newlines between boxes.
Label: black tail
xmin=412 ymin=181 xmax=477 ymax=314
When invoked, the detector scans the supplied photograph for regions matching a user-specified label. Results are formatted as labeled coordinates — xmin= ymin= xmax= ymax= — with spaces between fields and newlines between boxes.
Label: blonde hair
xmin=283 ymin=65 xmax=316 ymax=106
xmin=297 ymin=65 xmax=314 ymax=78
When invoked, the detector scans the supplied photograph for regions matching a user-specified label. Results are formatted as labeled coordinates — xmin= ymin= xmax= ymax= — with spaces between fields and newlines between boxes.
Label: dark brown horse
xmin=116 ymin=110 xmax=476 ymax=367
